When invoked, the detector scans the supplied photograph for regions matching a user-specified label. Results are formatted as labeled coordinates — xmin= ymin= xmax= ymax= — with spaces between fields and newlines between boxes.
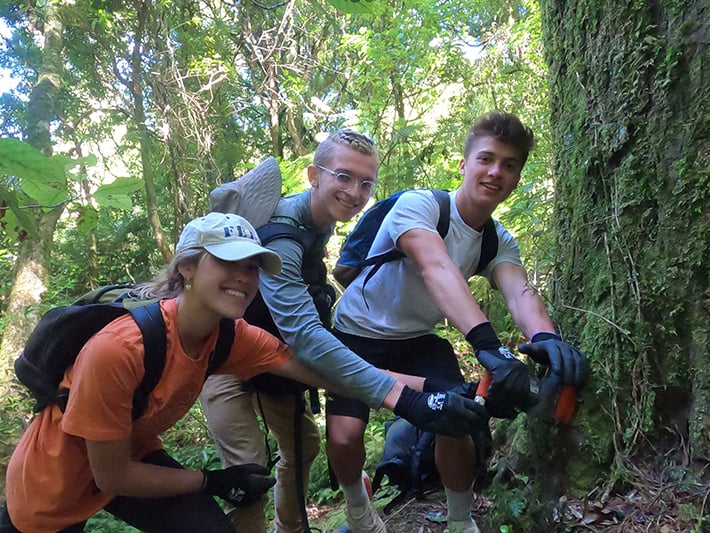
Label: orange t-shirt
xmin=5 ymin=298 xmax=291 ymax=533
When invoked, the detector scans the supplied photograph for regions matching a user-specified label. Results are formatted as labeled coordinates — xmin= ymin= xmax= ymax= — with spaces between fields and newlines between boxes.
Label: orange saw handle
xmin=474 ymin=371 xmax=493 ymax=405
xmin=553 ymin=385 xmax=576 ymax=425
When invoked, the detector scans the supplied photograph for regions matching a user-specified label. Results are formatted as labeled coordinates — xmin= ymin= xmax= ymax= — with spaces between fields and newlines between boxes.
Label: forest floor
xmin=305 ymin=458 xmax=709 ymax=533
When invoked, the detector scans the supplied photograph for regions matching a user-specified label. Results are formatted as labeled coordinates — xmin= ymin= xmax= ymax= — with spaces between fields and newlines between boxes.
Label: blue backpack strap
xmin=128 ymin=302 xmax=167 ymax=420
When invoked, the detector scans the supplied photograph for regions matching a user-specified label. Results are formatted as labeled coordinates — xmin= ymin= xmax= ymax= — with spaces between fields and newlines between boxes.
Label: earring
xmin=185 ymin=280 xmax=192 ymax=291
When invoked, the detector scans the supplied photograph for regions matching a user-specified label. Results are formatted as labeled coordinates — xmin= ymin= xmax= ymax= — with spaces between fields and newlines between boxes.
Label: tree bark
xmin=130 ymin=1 xmax=172 ymax=262
xmin=534 ymin=0 xmax=709 ymax=493
xmin=0 ymin=2 xmax=65 ymax=397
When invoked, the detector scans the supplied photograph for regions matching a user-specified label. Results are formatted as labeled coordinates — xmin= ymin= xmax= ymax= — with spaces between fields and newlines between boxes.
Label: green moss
xmin=538 ymin=0 xmax=710 ymax=492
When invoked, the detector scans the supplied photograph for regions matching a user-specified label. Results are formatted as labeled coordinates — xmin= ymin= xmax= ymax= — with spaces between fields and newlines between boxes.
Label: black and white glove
xmin=518 ymin=332 xmax=589 ymax=386
xmin=423 ymin=376 xmax=522 ymax=419
xmin=466 ymin=322 xmax=531 ymax=415
xmin=393 ymin=385 xmax=489 ymax=437
xmin=422 ymin=376 xmax=477 ymax=399
xmin=201 ymin=463 xmax=275 ymax=507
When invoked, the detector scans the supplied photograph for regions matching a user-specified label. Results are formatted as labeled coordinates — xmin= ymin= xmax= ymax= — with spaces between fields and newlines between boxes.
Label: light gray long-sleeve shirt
xmin=257 ymin=190 xmax=395 ymax=408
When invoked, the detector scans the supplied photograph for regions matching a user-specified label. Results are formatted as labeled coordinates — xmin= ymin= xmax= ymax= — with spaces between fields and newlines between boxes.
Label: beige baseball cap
xmin=176 ymin=213 xmax=282 ymax=275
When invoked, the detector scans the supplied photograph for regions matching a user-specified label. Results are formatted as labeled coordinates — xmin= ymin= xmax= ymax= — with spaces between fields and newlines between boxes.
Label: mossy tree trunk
xmin=534 ymin=0 xmax=709 ymax=493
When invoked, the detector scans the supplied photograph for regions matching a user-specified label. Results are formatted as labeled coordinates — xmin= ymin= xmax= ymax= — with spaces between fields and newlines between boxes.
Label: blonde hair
xmin=134 ymin=248 xmax=205 ymax=299
xmin=313 ymin=129 xmax=378 ymax=167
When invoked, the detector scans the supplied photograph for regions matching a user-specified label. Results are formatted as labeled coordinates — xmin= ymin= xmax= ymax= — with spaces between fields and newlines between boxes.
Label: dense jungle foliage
xmin=0 ymin=0 xmax=707 ymax=530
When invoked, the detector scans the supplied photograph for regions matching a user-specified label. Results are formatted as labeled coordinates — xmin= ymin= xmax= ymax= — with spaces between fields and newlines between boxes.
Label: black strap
xmin=474 ymin=217 xmax=498 ymax=275
xmin=207 ymin=318 xmax=235 ymax=376
xmin=129 ymin=303 xmax=167 ymax=420
xmin=292 ymin=393 xmax=312 ymax=532
xmin=257 ymin=222 xmax=309 ymax=250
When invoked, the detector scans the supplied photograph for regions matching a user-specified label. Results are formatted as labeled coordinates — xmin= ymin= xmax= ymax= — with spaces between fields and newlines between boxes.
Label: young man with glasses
xmin=200 ymin=130 xmax=488 ymax=533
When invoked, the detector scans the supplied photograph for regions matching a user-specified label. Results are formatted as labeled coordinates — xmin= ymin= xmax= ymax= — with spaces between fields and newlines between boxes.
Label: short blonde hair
xmin=313 ymin=129 xmax=378 ymax=167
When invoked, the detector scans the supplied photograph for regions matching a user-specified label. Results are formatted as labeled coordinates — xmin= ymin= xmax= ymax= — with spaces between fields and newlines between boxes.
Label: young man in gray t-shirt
xmin=329 ymin=113 xmax=588 ymax=533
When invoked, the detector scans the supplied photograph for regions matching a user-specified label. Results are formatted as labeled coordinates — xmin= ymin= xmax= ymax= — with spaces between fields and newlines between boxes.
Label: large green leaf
xmin=93 ymin=177 xmax=143 ymax=209
xmin=0 ymin=138 xmax=68 ymax=207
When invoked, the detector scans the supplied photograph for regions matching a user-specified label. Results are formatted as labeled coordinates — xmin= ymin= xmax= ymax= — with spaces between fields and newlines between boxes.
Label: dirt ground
xmin=306 ymin=468 xmax=709 ymax=533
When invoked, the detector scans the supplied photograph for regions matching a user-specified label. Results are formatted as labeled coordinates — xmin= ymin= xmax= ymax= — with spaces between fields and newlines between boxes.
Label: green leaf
xmin=326 ymin=0 xmax=380 ymax=15
xmin=93 ymin=177 xmax=143 ymax=209
xmin=75 ymin=205 xmax=99 ymax=234
xmin=0 ymin=185 xmax=39 ymax=238
xmin=66 ymin=154 xmax=99 ymax=181
xmin=0 ymin=138 xmax=69 ymax=207
xmin=0 ymin=204 xmax=25 ymax=241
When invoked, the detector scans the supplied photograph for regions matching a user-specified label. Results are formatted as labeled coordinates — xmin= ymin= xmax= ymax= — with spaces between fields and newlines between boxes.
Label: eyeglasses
xmin=315 ymin=164 xmax=377 ymax=196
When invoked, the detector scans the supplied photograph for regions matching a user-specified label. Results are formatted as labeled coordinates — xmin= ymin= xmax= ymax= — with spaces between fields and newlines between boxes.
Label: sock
xmin=445 ymin=486 xmax=473 ymax=522
xmin=342 ymin=477 xmax=369 ymax=509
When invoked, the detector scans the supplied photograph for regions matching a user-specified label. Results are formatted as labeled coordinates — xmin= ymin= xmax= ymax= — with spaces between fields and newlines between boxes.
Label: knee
xmin=326 ymin=424 xmax=364 ymax=454
xmin=436 ymin=434 xmax=474 ymax=455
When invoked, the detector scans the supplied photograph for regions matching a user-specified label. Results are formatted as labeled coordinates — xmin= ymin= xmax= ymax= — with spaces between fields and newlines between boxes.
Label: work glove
xmin=518 ymin=332 xmax=589 ymax=386
xmin=393 ymin=385 xmax=489 ymax=438
xmin=423 ymin=376 xmax=522 ymax=419
xmin=466 ymin=322 xmax=531 ymax=416
xmin=201 ymin=463 xmax=276 ymax=507
xmin=421 ymin=377 xmax=494 ymax=475
xmin=422 ymin=376 xmax=476 ymax=398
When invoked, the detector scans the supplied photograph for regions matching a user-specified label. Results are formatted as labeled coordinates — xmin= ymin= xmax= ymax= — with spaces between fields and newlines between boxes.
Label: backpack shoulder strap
xmin=431 ymin=189 xmax=450 ymax=238
xmin=474 ymin=218 xmax=499 ymax=275
xmin=128 ymin=302 xmax=167 ymax=420
xmin=207 ymin=318 xmax=235 ymax=376
xmin=257 ymin=222 xmax=309 ymax=250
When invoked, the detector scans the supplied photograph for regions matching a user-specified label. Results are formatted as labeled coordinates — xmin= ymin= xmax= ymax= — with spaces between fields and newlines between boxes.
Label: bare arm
xmin=332 ymin=264 xmax=359 ymax=288
xmin=398 ymin=228 xmax=489 ymax=334
xmin=493 ymin=262 xmax=555 ymax=338
xmin=86 ymin=439 xmax=204 ymax=498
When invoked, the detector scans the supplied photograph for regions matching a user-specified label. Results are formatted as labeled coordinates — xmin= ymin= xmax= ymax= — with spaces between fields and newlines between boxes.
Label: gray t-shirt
xmin=333 ymin=189 xmax=522 ymax=339
xmin=258 ymin=190 xmax=396 ymax=408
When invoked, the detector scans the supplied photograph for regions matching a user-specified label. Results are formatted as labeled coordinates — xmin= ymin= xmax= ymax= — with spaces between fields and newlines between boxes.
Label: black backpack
xmin=335 ymin=189 xmax=498 ymax=290
xmin=243 ymin=223 xmax=335 ymax=400
xmin=14 ymin=283 xmax=235 ymax=419
xmin=371 ymin=417 xmax=439 ymax=512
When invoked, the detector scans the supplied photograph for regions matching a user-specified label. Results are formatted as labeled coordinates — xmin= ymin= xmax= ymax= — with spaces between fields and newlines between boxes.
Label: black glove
xmin=393 ymin=385 xmax=489 ymax=437
xmin=201 ymin=463 xmax=276 ymax=507
xmin=466 ymin=322 xmax=531 ymax=414
xmin=422 ymin=376 xmax=519 ymax=419
xmin=422 ymin=376 xmax=477 ymax=398
xmin=518 ymin=332 xmax=589 ymax=386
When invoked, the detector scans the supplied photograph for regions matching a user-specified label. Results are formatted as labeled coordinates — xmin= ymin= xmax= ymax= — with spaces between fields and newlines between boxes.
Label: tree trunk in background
xmin=130 ymin=1 xmax=171 ymax=262
xmin=0 ymin=3 xmax=65 ymax=397
xmin=534 ymin=0 xmax=709 ymax=493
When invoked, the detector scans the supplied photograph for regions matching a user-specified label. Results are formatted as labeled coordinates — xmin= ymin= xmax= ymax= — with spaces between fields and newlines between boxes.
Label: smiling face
xmin=181 ymin=253 xmax=261 ymax=321
xmin=308 ymin=143 xmax=379 ymax=227
xmin=458 ymin=135 xmax=524 ymax=216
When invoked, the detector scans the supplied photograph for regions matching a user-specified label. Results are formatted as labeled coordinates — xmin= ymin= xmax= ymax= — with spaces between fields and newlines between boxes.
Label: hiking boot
xmin=444 ymin=518 xmax=481 ymax=533
xmin=345 ymin=501 xmax=387 ymax=533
